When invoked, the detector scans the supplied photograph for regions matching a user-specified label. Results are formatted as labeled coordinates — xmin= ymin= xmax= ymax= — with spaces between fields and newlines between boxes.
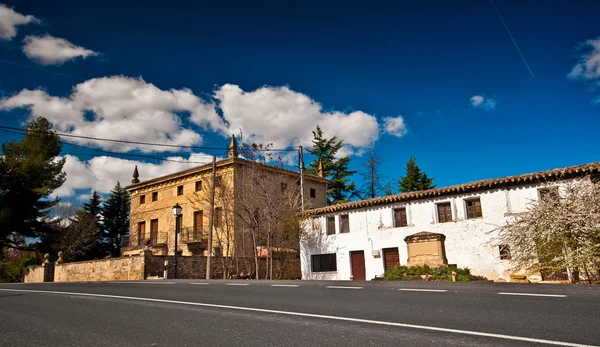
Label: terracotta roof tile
xmin=305 ymin=162 xmax=600 ymax=216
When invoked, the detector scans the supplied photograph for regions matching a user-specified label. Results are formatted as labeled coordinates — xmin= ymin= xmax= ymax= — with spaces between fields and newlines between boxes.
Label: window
xmin=139 ymin=195 xmax=145 ymax=204
xmin=311 ymin=254 xmax=337 ymax=272
xmin=499 ymin=245 xmax=511 ymax=260
xmin=538 ymin=187 xmax=558 ymax=202
xmin=281 ymin=182 xmax=288 ymax=191
xmin=215 ymin=207 xmax=223 ymax=228
xmin=312 ymin=218 xmax=321 ymax=231
xmin=195 ymin=180 xmax=202 ymax=192
xmin=393 ymin=208 xmax=407 ymax=227
xmin=326 ymin=216 xmax=336 ymax=235
xmin=152 ymin=192 xmax=158 ymax=201
xmin=215 ymin=176 xmax=223 ymax=188
xmin=310 ymin=188 xmax=316 ymax=198
xmin=465 ymin=198 xmax=483 ymax=219
xmin=339 ymin=215 xmax=350 ymax=233
xmin=437 ymin=202 xmax=452 ymax=223
xmin=177 ymin=185 xmax=184 ymax=196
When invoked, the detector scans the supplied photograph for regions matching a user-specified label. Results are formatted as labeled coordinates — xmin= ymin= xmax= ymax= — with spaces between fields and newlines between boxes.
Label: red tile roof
xmin=306 ymin=162 xmax=600 ymax=216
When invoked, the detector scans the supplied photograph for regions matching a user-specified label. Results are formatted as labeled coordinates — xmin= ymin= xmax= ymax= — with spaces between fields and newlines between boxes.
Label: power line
xmin=0 ymin=128 xmax=213 ymax=165
xmin=0 ymin=124 xmax=299 ymax=152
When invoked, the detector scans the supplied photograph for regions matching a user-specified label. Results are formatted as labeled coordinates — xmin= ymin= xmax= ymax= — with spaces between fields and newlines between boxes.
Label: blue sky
xmin=0 ymin=0 xmax=599 ymax=203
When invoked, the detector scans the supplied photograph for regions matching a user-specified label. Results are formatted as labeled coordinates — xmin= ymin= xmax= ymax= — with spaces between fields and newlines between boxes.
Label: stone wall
xmin=54 ymin=255 xmax=145 ymax=282
xmin=24 ymin=265 xmax=45 ymax=283
xmin=22 ymin=251 xmax=300 ymax=282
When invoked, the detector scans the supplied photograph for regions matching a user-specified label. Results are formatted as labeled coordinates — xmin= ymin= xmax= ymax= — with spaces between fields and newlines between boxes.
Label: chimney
xmin=228 ymin=134 xmax=238 ymax=158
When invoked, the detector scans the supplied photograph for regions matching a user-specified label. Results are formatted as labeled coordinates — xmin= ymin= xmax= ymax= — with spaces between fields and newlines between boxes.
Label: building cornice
xmin=125 ymin=157 xmax=329 ymax=192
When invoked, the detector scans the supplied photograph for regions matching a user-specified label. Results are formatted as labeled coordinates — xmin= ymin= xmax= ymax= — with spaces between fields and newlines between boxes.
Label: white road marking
xmin=326 ymin=286 xmax=363 ymax=290
xmin=226 ymin=283 xmax=250 ymax=286
xmin=0 ymin=288 xmax=593 ymax=347
xmin=498 ymin=292 xmax=566 ymax=298
xmin=399 ymin=289 xmax=448 ymax=292
xmin=270 ymin=284 xmax=300 ymax=287
xmin=190 ymin=283 xmax=209 ymax=285
xmin=109 ymin=281 xmax=175 ymax=284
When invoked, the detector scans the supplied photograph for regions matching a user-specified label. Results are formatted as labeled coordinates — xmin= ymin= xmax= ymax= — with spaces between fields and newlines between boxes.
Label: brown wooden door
xmin=150 ymin=219 xmax=158 ymax=243
xmin=383 ymin=247 xmax=400 ymax=270
xmin=137 ymin=221 xmax=146 ymax=245
xmin=194 ymin=211 xmax=203 ymax=236
xmin=350 ymin=251 xmax=366 ymax=280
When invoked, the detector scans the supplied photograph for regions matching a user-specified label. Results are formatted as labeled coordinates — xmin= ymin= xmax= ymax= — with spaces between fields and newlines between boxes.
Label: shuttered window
xmin=394 ymin=208 xmax=408 ymax=227
xmin=465 ymin=198 xmax=483 ymax=219
xmin=326 ymin=217 xmax=335 ymax=235
xmin=311 ymin=254 xmax=337 ymax=272
xmin=437 ymin=203 xmax=452 ymax=223
xmin=339 ymin=215 xmax=350 ymax=233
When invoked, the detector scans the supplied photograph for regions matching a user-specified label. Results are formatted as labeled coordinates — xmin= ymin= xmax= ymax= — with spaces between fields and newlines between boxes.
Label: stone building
xmin=123 ymin=136 xmax=329 ymax=260
xmin=300 ymin=162 xmax=600 ymax=282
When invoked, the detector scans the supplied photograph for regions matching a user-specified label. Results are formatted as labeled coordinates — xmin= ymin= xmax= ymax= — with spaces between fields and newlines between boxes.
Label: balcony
xmin=122 ymin=232 xmax=169 ymax=251
xmin=179 ymin=227 xmax=207 ymax=244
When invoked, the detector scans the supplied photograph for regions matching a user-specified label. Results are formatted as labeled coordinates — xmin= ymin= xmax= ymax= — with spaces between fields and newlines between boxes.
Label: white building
xmin=300 ymin=162 xmax=600 ymax=282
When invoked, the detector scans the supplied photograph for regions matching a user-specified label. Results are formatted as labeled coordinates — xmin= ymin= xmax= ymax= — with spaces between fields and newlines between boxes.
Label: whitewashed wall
xmin=300 ymin=180 xmax=574 ymax=282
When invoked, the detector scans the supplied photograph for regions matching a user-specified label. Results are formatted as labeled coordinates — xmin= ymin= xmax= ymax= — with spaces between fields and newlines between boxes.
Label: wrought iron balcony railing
xmin=122 ymin=232 xmax=169 ymax=251
xmin=179 ymin=227 xmax=207 ymax=244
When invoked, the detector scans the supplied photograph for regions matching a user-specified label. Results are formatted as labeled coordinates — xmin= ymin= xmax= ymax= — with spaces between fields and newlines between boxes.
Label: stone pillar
xmin=404 ymin=232 xmax=448 ymax=267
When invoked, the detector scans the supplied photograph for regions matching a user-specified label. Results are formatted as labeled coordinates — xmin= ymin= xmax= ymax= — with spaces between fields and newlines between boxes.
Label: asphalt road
xmin=1 ymin=280 xmax=599 ymax=347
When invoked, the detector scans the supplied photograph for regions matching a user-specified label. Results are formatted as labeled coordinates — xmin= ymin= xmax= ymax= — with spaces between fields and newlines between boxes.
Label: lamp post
xmin=172 ymin=203 xmax=182 ymax=279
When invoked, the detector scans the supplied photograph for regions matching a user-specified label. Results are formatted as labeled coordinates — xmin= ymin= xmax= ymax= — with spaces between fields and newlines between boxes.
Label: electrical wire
xmin=0 ymin=124 xmax=298 ymax=152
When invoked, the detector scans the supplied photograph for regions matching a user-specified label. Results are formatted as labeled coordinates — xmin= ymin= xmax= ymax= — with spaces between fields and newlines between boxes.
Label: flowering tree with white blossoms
xmin=499 ymin=177 xmax=600 ymax=283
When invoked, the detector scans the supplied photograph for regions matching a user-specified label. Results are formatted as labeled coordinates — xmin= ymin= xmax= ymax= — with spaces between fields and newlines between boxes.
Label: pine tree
xmin=307 ymin=126 xmax=356 ymax=204
xmin=0 ymin=117 xmax=66 ymax=251
xmin=102 ymin=182 xmax=130 ymax=257
xmin=398 ymin=156 xmax=435 ymax=193
xmin=76 ymin=192 xmax=106 ymax=259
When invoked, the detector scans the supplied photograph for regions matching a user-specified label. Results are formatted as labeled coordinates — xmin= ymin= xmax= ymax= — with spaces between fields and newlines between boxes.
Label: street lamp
xmin=172 ymin=203 xmax=182 ymax=279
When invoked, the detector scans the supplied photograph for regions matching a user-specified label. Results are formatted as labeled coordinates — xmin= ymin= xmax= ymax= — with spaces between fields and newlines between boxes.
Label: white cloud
xmin=205 ymin=84 xmax=380 ymax=152
xmin=0 ymin=76 xmax=208 ymax=152
xmin=382 ymin=116 xmax=407 ymax=137
xmin=1 ymin=78 xmax=387 ymax=156
xmin=569 ymin=37 xmax=600 ymax=103
xmin=23 ymin=34 xmax=98 ymax=65
xmin=52 ymin=154 xmax=212 ymax=198
xmin=0 ymin=4 xmax=39 ymax=40
xmin=470 ymin=95 xmax=497 ymax=111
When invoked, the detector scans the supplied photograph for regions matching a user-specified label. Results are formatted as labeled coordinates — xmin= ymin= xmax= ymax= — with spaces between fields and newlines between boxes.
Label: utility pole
xmin=206 ymin=155 xmax=217 ymax=280
xmin=299 ymin=146 xmax=305 ymax=211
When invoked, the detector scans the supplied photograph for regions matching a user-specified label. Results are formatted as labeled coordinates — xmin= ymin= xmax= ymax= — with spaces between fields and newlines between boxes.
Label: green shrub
xmin=381 ymin=264 xmax=487 ymax=282
xmin=0 ymin=250 xmax=41 ymax=283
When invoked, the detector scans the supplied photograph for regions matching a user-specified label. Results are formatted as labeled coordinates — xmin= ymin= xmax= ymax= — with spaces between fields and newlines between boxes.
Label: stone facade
xmin=123 ymin=144 xmax=328 ymax=260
